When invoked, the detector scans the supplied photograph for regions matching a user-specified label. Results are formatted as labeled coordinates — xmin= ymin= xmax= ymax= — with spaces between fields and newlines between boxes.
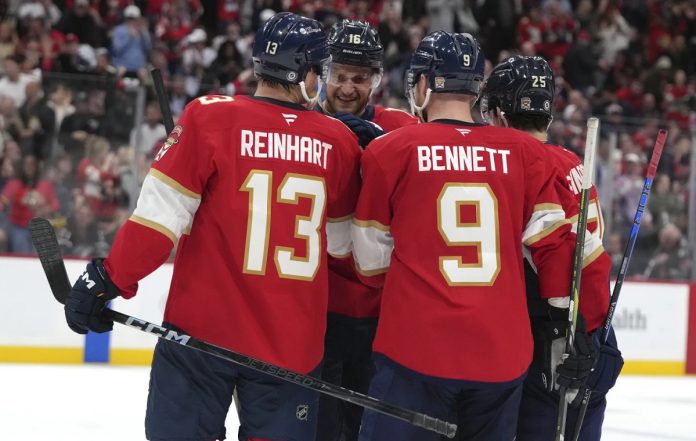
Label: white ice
xmin=1 ymin=364 xmax=695 ymax=440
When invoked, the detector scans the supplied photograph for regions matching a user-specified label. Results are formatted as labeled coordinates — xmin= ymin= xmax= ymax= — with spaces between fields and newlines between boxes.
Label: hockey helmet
xmin=405 ymin=31 xmax=485 ymax=117
xmin=479 ymin=55 xmax=555 ymax=122
xmin=252 ymin=12 xmax=330 ymax=86
xmin=327 ymin=20 xmax=383 ymax=70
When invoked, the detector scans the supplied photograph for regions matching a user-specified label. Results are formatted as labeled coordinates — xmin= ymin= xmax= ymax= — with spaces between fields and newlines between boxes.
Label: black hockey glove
xmin=531 ymin=308 xmax=597 ymax=407
xmin=333 ymin=112 xmax=385 ymax=148
xmin=64 ymin=258 xmax=121 ymax=334
xmin=585 ymin=330 xmax=624 ymax=394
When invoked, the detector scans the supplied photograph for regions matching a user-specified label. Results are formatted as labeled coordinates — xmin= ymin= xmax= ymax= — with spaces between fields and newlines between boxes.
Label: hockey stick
xmin=28 ymin=217 xmax=457 ymax=439
xmin=151 ymin=68 xmax=174 ymax=134
xmin=554 ymin=117 xmax=599 ymax=441
xmin=570 ymin=129 xmax=667 ymax=441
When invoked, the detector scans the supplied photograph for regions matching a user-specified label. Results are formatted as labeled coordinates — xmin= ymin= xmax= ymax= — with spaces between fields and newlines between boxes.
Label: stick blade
xmin=28 ymin=217 xmax=71 ymax=304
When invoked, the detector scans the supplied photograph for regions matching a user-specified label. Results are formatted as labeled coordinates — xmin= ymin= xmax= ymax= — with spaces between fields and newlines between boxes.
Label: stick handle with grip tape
xmin=28 ymin=217 xmax=457 ymax=439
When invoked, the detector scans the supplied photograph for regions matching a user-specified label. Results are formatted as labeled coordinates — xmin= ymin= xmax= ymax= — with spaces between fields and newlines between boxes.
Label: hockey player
xmin=316 ymin=19 xmax=417 ymax=441
xmin=351 ymin=31 xmax=580 ymax=441
xmin=62 ymin=12 xmax=362 ymax=441
xmin=479 ymin=55 xmax=624 ymax=441
xmin=320 ymin=19 xmax=417 ymax=147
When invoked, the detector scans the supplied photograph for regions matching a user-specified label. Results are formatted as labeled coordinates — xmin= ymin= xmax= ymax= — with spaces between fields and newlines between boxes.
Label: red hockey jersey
xmin=547 ymin=144 xmax=611 ymax=332
xmin=328 ymin=104 xmax=418 ymax=318
xmin=371 ymin=105 xmax=419 ymax=132
xmin=105 ymin=95 xmax=362 ymax=373
xmin=351 ymin=120 xmax=576 ymax=382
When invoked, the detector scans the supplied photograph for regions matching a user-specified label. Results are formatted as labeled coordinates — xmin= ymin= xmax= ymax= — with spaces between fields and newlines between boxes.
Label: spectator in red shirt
xmin=0 ymin=153 xmax=59 ymax=253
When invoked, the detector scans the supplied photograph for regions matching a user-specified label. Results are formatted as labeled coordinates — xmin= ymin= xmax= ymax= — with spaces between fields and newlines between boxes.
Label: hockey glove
xmin=64 ymin=258 xmax=121 ymax=334
xmin=586 ymin=329 xmax=624 ymax=395
xmin=531 ymin=308 xmax=597 ymax=407
xmin=333 ymin=112 xmax=384 ymax=148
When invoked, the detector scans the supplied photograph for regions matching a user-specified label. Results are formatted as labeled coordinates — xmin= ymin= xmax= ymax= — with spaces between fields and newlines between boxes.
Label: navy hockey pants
xmin=145 ymin=323 xmax=320 ymax=441
xmin=358 ymin=354 xmax=524 ymax=441
xmin=316 ymin=313 xmax=377 ymax=441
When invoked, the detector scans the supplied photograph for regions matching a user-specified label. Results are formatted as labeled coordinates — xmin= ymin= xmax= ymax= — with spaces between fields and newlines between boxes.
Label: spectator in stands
xmin=0 ymin=55 xmax=35 ymax=107
xmin=111 ymin=5 xmax=151 ymax=82
xmin=596 ymin=3 xmax=633 ymax=65
xmin=55 ymin=0 xmax=104 ymax=48
xmin=0 ymin=153 xmax=59 ymax=253
xmin=0 ymin=22 xmax=18 ymax=74
xmin=58 ymin=193 xmax=105 ymax=257
xmin=605 ymin=232 xmax=625 ymax=277
xmin=615 ymin=152 xmax=647 ymax=224
xmin=77 ymin=135 xmax=123 ymax=220
xmin=18 ymin=80 xmax=54 ymax=160
xmin=46 ymin=82 xmax=74 ymax=136
xmin=59 ymin=91 xmax=102 ymax=163
xmin=167 ymin=74 xmax=191 ymax=117
xmin=130 ymin=102 xmax=166 ymax=158
xmin=51 ymin=33 xmax=91 ymax=74
xmin=641 ymin=223 xmax=691 ymax=280
xmin=649 ymin=173 xmax=686 ymax=230
xmin=200 ymin=39 xmax=243 ymax=94
xmin=562 ymin=30 xmax=598 ymax=93
xmin=181 ymin=28 xmax=215 ymax=96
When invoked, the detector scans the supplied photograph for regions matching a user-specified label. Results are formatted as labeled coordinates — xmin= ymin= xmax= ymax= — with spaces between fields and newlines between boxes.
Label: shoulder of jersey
xmin=320 ymin=113 xmax=362 ymax=146
xmin=185 ymin=95 xmax=241 ymax=126
xmin=546 ymin=142 xmax=581 ymax=164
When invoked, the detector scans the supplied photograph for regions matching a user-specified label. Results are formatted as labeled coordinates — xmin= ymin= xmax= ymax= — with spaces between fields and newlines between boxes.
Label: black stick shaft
xmin=151 ymin=68 xmax=174 ymax=134
xmin=107 ymin=309 xmax=456 ymax=437
xmin=28 ymin=217 xmax=456 ymax=439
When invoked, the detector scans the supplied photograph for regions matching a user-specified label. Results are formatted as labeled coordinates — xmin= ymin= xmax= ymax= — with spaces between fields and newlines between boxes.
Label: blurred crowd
xmin=0 ymin=0 xmax=693 ymax=279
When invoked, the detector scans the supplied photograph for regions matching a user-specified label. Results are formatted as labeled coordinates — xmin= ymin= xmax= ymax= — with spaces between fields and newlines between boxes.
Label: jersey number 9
xmin=437 ymin=183 xmax=500 ymax=286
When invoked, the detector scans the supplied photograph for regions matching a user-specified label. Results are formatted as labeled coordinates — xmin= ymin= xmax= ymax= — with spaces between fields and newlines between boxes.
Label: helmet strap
xmin=300 ymin=77 xmax=324 ymax=108
xmin=408 ymin=87 xmax=432 ymax=122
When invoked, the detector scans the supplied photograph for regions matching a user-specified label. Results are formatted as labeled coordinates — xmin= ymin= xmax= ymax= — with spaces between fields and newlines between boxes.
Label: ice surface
xmin=1 ymin=364 xmax=694 ymax=440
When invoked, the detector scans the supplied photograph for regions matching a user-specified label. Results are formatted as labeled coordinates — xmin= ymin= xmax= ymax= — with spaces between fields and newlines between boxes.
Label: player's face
xmin=325 ymin=63 xmax=375 ymax=115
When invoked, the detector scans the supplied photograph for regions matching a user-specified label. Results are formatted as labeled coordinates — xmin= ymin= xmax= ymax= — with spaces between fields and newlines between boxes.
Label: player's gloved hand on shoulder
xmin=333 ymin=111 xmax=384 ymax=148
xmin=64 ymin=258 xmax=121 ymax=334
xmin=532 ymin=307 xmax=597 ymax=406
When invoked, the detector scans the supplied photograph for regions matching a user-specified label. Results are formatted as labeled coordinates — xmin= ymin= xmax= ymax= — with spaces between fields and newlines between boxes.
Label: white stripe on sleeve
xmin=132 ymin=173 xmax=201 ymax=240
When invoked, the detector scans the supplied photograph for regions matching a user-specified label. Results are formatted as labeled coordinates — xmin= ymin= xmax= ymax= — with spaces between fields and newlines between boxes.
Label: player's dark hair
xmin=257 ymin=76 xmax=296 ymax=94
xmin=506 ymin=113 xmax=552 ymax=133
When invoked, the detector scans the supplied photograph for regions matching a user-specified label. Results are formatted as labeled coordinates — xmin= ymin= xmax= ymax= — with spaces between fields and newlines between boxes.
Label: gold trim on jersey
xmin=328 ymin=214 xmax=354 ymax=223
xmin=533 ymin=203 xmax=564 ymax=212
xmin=353 ymin=218 xmax=390 ymax=231
xmin=355 ymin=263 xmax=388 ymax=276
xmin=129 ymin=215 xmax=177 ymax=244
xmin=148 ymin=169 xmax=201 ymax=199
xmin=582 ymin=245 xmax=605 ymax=268
xmin=523 ymin=219 xmax=571 ymax=245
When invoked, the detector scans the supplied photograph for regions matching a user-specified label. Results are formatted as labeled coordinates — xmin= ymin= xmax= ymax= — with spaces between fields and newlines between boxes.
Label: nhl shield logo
xmin=296 ymin=404 xmax=309 ymax=421
xmin=434 ymin=76 xmax=446 ymax=89
xmin=520 ymin=97 xmax=532 ymax=111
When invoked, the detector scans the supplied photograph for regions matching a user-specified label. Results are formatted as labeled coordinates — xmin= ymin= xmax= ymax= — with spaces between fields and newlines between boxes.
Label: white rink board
xmin=0 ymin=256 xmax=691 ymax=366
xmin=610 ymin=281 xmax=689 ymax=362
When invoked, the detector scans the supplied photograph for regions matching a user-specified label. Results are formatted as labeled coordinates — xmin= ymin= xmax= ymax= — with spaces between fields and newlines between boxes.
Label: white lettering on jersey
xmin=417 ymin=145 xmax=510 ymax=173
xmin=566 ymin=164 xmax=584 ymax=195
xmin=240 ymin=130 xmax=333 ymax=169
